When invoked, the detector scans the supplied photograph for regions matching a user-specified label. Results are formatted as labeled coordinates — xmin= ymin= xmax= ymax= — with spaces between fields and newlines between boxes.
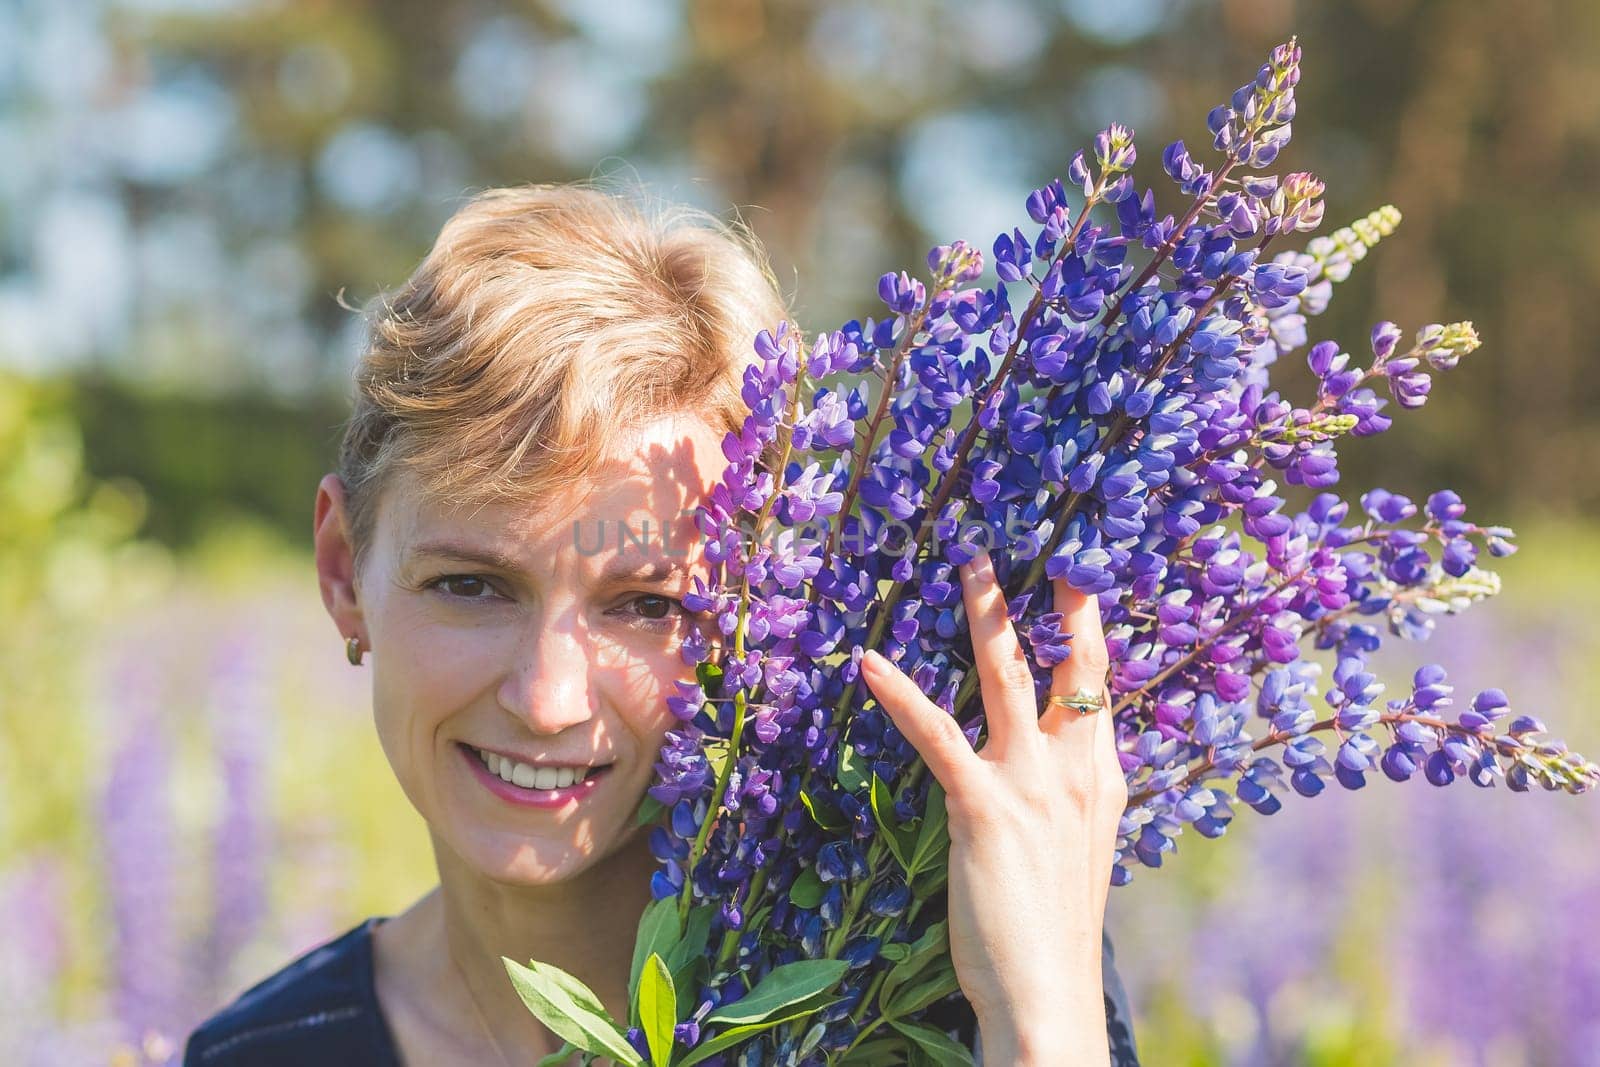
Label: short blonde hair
xmin=337 ymin=181 xmax=791 ymax=567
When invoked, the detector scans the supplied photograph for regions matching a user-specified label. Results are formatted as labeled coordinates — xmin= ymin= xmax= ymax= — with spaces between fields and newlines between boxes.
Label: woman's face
xmin=331 ymin=413 xmax=724 ymax=885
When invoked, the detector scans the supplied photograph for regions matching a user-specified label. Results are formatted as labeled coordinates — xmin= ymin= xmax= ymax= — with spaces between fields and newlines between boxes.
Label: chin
xmin=454 ymin=824 xmax=606 ymax=885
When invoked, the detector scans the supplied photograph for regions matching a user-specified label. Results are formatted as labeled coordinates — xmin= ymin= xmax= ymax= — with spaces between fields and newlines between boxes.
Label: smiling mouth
xmin=460 ymin=742 xmax=612 ymax=791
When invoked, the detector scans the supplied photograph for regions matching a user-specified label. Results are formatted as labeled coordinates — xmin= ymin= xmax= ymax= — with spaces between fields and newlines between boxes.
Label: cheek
xmin=603 ymin=644 xmax=689 ymax=745
xmin=371 ymin=607 xmax=506 ymax=735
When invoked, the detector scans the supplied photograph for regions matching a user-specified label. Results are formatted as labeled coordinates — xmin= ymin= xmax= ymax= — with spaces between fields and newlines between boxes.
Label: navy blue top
xmin=183 ymin=917 xmax=1139 ymax=1065
xmin=184 ymin=917 xmax=401 ymax=1066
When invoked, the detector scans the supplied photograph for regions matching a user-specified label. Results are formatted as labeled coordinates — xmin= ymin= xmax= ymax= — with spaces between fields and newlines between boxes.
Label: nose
xmin=496 ymin=606 xmax=598 ymax=736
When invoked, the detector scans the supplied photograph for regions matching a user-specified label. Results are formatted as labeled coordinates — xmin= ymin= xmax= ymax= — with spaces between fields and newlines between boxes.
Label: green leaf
xmin=838 ymin=743 xmax=868 ymax=793
xmin=633 ymin=793 xmax=667 ymax=828
xmin=666 ymin=905 xmax=714 ymax=1020
xmin=675 ymin=991 xmax=838 ymax=1067
xmin=907 ymin=781 xmax=949 ymax=877
xmin=703 ymin=958 xmax=848 ymax=1027
xmin=743 ymin=903 xmax=773 ymax=933
xmin=877 ymin=942 xmax=913 ymax=964
xmin=673 ymin=958 xmax=705 ymax=1022
xmin=884 ymin=961 xmax=962 ymax=1018
xmin=797 ymin=1021 xmax=827 ymax=1058
xmin=888 ymin=1020 xmax=975 ymax=1067
xmin=869 ymin=773 xmax=917 ymax=872
xmin=535 ymin=1042 xmax=576 ymax=1067
xmin=910 ymin=863 xmax=949 ymax=901
xmin=503 ymin=957 xmax=642 ymax=1066
xmin=666 ymin=904 xmax=714 ymax=975
xmin=907 ymin=783 xmax=951 ymax=899
xmin=838 ymin=1037 xmax=912 ymax=1065
xmin=800 ymin=789 xmax=847 ymax=831
xmin=639 ymin=953 xmax=677 ymax=1067
xmin=869 ymin=773 xmax=901 ymax=831
xmin=704 ymin=738 xmax=732 ymax=782
xmin=629 ymin=897 xmax=682 ymax=1019
xmin=695 ymin=660 xmax=724 ymax=693
xmin=788 ymin=868 xmax=825 ymax=909
xmin=878 ymin=919 xmax=948 ymax=1008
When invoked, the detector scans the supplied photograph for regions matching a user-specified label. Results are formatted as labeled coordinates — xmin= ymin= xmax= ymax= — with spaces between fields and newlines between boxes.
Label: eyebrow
xmin=407 ymin=541 xmax=688 ymax=584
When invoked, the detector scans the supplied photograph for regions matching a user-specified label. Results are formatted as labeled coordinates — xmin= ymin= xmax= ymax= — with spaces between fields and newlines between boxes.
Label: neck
xmin=394 ymin=825 xmax=658 ymax=1058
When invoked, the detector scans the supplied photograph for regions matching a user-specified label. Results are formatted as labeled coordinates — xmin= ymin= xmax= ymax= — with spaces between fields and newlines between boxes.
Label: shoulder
xmin=183 ymin=917 xmax=398 ymax=1067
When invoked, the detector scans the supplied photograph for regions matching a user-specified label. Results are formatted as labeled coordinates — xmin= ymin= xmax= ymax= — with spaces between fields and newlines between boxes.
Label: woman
xmin=182 ymin=184 xmax=1141 ymax=1065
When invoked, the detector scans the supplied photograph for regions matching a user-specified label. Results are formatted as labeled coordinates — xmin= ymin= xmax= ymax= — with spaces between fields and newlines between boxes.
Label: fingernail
xmin=860 ymin=649 xmax=886 ymax=676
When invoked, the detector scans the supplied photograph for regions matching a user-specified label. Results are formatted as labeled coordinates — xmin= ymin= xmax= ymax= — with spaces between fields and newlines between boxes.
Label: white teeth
xmin=474 ymin=747 xmax=597 ymax=790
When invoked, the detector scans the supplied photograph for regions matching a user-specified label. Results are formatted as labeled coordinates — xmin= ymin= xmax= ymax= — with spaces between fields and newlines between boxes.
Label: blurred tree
xmin=1 ymin=0 xmax=1595 ymax=544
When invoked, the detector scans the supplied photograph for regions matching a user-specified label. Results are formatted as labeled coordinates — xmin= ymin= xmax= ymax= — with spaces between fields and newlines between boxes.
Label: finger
xmin=1039 ymin=578 xmax=1111 ymax=751
xmin=859 ymin=649 xmax=975 ymax=792
xmin=958 ymin=549 xmax=1038 ymax=758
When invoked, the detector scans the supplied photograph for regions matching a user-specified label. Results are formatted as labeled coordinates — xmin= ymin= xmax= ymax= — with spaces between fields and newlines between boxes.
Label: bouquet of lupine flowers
xmin=503 ymin=39 xmax=1599 ymax=1066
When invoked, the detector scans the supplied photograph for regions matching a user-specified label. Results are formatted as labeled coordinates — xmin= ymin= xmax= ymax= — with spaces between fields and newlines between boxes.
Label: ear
xmin=314 ymin=473 xmax=366 ymax=645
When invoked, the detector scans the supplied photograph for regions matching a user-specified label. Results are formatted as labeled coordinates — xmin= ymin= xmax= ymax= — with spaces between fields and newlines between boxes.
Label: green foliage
xmin=0 ymin=374 xmax=159 ymax=855
xmin=68 ymin=377 xmax=348 ymax=550
xmin=887 ymin=1019 xmax=975 ymax=1066
xmin=877 ymin=920 xmax=948 ymax=1011
xmin=789 ymin=868 xmax=825 ymax=909
xmin=868 ymin=773 xmax=917 ymax=872
xmin=626 ymin=898 xmax=715 ymax=1032
xmin=837 ymin=742 xmax=868 ymax=793
xmin=634 ymin=793 xmax=668 ymax=828
xmin=638 ymin=954 xmax=677 ymax=1066
xmin=629 ymin=898 xmax=682 ymax=1023
xmin=702 ymin=959 xmax=848 ymax=1028
xmin=504 ymin=956 xmax=642 ymax=1065
xmin=800 ymin=788 xmax=847 ymax=832
xmin=512 ymin=948 xmax=845 ymax=1066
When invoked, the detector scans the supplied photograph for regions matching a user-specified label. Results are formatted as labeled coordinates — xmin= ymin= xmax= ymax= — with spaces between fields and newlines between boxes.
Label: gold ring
xmin=1045 ymin=687 xmax=1104 ymax=716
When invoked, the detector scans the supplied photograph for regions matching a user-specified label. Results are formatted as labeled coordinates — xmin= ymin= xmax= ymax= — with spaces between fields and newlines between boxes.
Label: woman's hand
xmin=859 ymin=549 xmax=1126 ymax=1065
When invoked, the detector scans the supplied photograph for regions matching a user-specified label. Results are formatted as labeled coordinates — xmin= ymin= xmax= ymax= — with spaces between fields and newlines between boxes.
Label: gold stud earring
xmin=346 ymin=635 xmax=365 ymax=666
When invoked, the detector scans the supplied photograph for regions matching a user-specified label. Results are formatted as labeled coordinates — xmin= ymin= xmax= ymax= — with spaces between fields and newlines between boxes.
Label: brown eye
xmin=432 ymin=575 xmax=493 ymax=599
xmin=624 ymin=598 xmax=688 ymax=630
xmin=633 ymin=595 xmax=677 ymax=620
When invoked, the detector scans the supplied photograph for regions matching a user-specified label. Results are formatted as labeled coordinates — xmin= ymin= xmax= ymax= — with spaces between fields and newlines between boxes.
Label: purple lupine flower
xmin=100 ymin=652 xmax=184 ymax=1048
xmin=195 ymin=634 xmax=272 ymax=996
xmin=604 ymin=40 xmax=1599 ymax=1060
xmin=0 ymin=853 xmax=73 ymax=1058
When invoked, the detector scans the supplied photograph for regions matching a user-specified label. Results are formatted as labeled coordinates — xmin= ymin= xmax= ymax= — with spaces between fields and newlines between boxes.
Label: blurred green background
xmin=3 ymin=0 xmax=1598 ymax=1064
